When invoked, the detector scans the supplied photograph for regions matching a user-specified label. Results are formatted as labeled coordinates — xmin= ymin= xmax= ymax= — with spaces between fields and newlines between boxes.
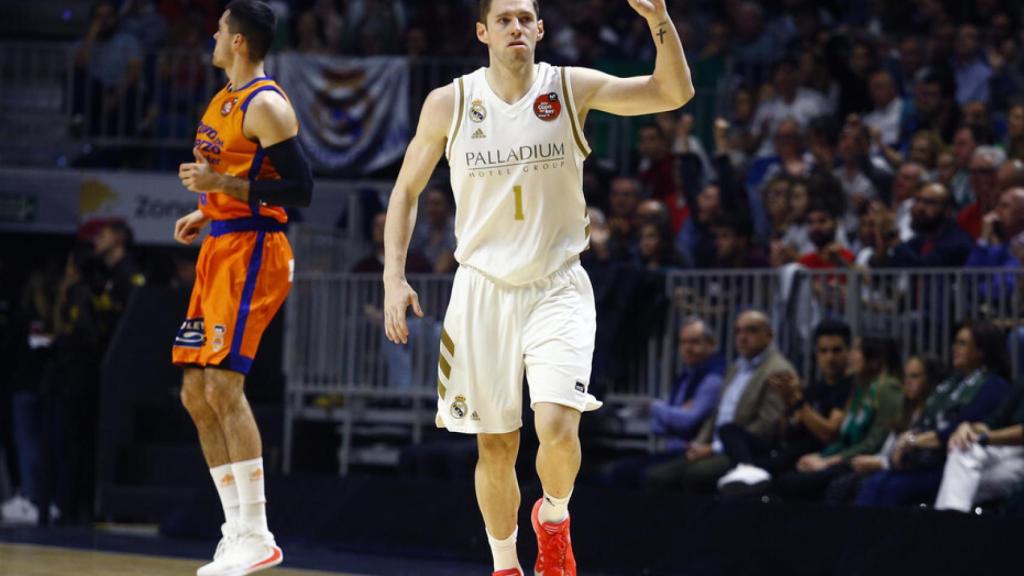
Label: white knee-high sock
xmin=539 ymin=490 xmax=571 ymax=524
xmin=487 ymin=527 xmax=521 ymax=572
xmin=231 ymin=458 xmax=268 ymax=532
xmin=210 ymin=464 xmax=240 ymax=524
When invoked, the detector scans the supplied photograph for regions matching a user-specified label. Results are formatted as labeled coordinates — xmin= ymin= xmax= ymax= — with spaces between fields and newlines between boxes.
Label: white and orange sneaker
xmin=200 ymin=527 xmax=283 ymax=576
xmin=531 ymin=499 xmax=576 ymax=576
xmin=197 ymin=523 xmax=240 ymax=576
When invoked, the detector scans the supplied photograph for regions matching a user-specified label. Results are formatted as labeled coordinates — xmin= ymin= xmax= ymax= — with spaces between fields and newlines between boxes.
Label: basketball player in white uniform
xmin=383 ymin=1 xmax=692 ymax=574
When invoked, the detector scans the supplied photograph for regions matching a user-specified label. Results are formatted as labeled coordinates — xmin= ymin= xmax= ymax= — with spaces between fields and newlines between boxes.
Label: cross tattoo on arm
xmin=657 ymin=25 xmax=667 ymax=44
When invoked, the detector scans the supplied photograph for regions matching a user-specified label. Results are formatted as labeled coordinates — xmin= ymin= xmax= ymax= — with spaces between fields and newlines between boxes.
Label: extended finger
xmin=384 ymin=309 xmax=397 ymax=343
xmin=411 ymin=294 xmax=424 ymax=317
xmin=396 ymin=315 xmax=409 ymax=343
xmin=387 ymin=307 xmax=407 ymax=344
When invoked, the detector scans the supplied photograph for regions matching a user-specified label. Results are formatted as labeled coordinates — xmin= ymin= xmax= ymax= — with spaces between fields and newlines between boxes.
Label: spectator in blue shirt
xmin=645 ymin=310 xmax=794 ymax=493
xmin=650 ymin=318 xmax=726 ymax=450
xmin=952 ymin=25 xmax=993 ymax=106
xmin=604 ymin=318 xmax=724 ymax=488
xmin=72 ymin=0 xmax=143 ymax=136
xmin=967 ymin=187 xmax=1024 ymax=267
xmin=965 ymin=187 xmax=1024 ymax=300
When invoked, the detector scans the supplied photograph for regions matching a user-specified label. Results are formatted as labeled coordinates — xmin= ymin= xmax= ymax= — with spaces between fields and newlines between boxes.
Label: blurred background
xmin=1 ymin=0 xmax=1024 ymax=574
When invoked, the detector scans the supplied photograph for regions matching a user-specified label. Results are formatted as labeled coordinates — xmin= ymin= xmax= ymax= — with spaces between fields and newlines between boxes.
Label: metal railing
xmin=283 ymin=272 xmax=454 ymax=474
xmin=281 ymin=260 xmax=1023 ymax=474
xmin=648 ymin=267 xmax=1023 ymax=402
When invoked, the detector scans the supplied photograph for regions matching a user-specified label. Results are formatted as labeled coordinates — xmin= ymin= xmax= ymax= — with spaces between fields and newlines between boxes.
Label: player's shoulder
xmin=242 ymin=87 xmax=298 ymax=141
xmin=416 ymin=84 xmax=456 ymax=138
xmin=245 ymin=88 xmax=296 ymax=124
xmin=423 ymin=83 xmax=456 ymax=113
xmin=245 ymin=85 xmax=292 ymax=116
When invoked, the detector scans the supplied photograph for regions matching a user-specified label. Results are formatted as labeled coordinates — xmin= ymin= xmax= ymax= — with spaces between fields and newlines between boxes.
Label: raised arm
xmin=570 ymin=0 xmax=694 ymax=117
xmin=383 ymin=85 xmax=454 ymax=344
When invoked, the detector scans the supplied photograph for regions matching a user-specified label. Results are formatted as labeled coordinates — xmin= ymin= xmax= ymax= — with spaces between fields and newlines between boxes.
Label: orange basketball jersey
xmin=193 ymin=76 xmax=290 ymax=223
xmin=172 ymin=76 xmax=296 ymax=375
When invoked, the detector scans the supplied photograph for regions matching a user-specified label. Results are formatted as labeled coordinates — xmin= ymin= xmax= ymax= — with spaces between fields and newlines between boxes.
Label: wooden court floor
xmin=0 ymin=543 xmax=362 ymax=576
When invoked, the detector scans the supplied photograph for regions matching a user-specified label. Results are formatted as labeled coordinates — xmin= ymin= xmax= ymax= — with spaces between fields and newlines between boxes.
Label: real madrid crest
xmin=221 ymin=97 xmax=238 ymax=116
xmin=451 ymin=395 xmax=468 ymax=419
xmin=533 ymin=92 xmax=561 ymax=121
xmin=469 ymin=100 xmax=487 ymax=123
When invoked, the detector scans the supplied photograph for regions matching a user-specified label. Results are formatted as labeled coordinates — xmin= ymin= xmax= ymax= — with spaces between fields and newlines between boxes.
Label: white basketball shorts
xmin=435 ymin=257 xmax=602 ymax=434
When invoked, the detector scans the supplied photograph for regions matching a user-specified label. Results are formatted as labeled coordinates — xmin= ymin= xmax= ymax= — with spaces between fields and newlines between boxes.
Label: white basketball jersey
xmin=446 ymin=62 xmax=591 ymax=286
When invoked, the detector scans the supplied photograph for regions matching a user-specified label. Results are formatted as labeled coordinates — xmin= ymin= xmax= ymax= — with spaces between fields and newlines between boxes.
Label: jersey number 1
xmin=513 ymin=185 xmax=525 ymax=221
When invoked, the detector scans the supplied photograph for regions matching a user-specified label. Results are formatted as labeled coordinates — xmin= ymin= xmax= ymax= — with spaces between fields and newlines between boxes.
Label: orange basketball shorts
xmin=172 ymin=218 xmax=293 ymax=375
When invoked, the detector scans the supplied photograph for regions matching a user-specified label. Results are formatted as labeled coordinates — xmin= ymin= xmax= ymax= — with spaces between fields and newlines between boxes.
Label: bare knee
xmin=534 ymin=403 xmax=581 ymax=452
xmin=478 ymin=431 xmax=520 ymax=468
xmin=203 ymin=368 xmax=246 ymax=418
xmin=181 ymin=369 xmax=215 ymax=423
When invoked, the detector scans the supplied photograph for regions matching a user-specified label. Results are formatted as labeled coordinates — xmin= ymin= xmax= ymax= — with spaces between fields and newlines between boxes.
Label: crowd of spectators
xmin=612 ymin=313 xmax=1024 ymax=515
xmin=8 ymin=0 xmax=1024 ymax=525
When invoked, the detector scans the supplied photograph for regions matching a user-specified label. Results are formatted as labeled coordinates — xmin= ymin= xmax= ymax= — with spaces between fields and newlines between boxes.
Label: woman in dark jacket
xmin=856 ymin=321 xmax=1011 ymax=507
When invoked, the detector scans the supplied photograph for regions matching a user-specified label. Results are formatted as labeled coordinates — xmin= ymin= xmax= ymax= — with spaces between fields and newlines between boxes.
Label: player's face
xmin=477 ymin=0 xmax=544 ymax=66
xmin=212 ymin=11 xmax=234 ymax=68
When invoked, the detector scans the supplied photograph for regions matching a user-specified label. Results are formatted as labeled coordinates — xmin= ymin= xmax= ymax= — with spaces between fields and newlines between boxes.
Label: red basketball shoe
xmin=530 ymin=499 xmax=576 ymax=576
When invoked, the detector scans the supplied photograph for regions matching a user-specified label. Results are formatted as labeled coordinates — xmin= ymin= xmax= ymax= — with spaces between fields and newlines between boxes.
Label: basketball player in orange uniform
xmin=171 ymin=2 xmax=313 ymax=575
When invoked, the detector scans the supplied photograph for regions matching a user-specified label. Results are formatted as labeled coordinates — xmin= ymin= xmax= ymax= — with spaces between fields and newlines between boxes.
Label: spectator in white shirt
xmin=890 ymin=162 xmax=926 ymax=242
xmin=863 ymin=69 xmax=904 ymax=150
xmin=752 ymin=57 xmax=831 ymax=156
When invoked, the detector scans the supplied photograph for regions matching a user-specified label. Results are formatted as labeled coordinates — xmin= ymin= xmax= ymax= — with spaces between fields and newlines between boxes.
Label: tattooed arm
xmin=570 ymin=0 xmax=693 ymax=117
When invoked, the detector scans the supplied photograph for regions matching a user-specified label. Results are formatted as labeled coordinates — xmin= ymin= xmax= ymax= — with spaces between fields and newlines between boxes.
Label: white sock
xmin=210 ymin=464 xmax=240 ymax=525
xmin=538 ymin=490 xmax=571 ymax=524
xmin=231 ymin=458 xmax=268 ymax=533
xmin=487 ymin=527 xmax=521 ymax=572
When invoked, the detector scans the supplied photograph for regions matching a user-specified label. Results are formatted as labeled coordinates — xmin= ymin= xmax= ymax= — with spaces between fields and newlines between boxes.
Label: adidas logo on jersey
xmin=472 ymin=128 xmax=487 ymax=139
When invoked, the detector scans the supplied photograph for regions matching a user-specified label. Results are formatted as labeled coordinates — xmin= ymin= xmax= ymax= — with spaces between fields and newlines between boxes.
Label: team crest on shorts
xmin=533 ymin=92 xmax=561 ymax=121
xmin=451 ymin=395 xmax=468 ymax=419
xmin=221 ymin=97 xmax=238 ymax=116
xmin=211 ymin=324 xmax=227 ymax=352
xmin=469 ymin=100 xmax=487 ymax=122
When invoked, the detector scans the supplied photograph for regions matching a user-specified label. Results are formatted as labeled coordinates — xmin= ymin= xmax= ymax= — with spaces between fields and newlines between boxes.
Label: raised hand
xmin=627 ymin=0 xmax=668 ymax=22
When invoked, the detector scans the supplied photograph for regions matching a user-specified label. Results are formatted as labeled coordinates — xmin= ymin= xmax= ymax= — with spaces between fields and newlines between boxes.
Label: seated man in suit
xmin=644 ymin=309 xmax=795 ymax=493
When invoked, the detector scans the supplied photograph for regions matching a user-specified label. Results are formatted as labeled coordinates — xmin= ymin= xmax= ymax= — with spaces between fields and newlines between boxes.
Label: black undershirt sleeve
xmin=249 ymin=137 xmax=314 ymax=208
